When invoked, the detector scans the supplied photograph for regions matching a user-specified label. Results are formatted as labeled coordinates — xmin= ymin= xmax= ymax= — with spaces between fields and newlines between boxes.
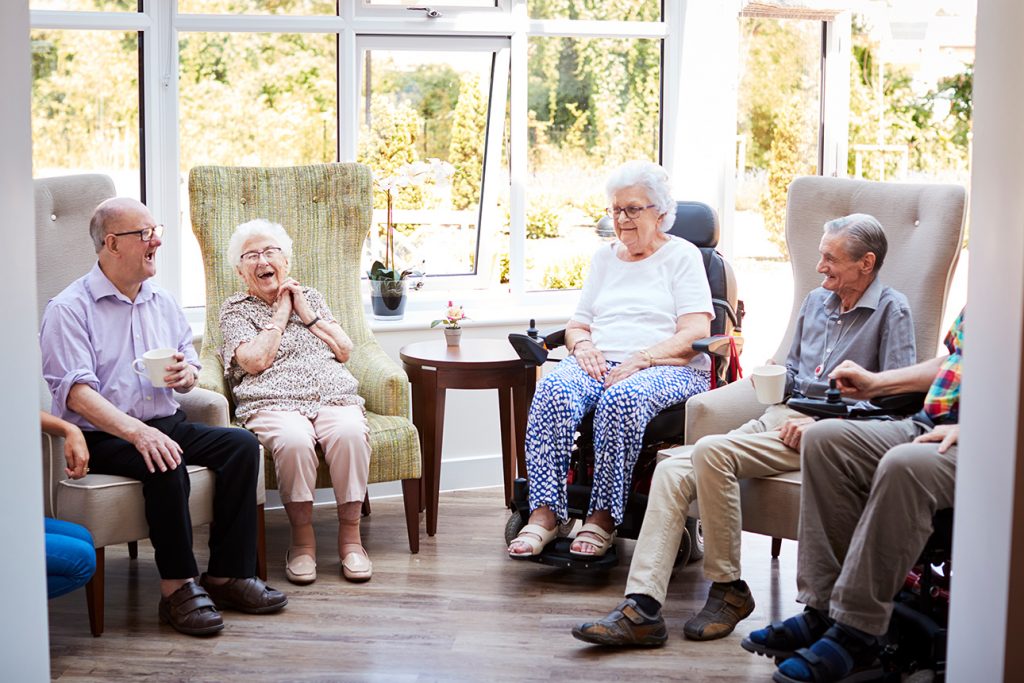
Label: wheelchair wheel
xmin=905 ymin=670 xmax=936 ymax=683
xmin=686 ymin=517 xmax=705 ymax=562
xmin=676 ymin=528 xmax=692 ymax=567
xmin=504 ymin=510 xmax=526 ymax=546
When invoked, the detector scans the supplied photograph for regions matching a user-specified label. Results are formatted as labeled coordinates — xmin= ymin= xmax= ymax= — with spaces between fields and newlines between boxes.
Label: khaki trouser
xmin=247 ymin=406 xmax=371 ymax=505
xmin=797 ymin=418 xmax=957 ymax=635
xmin=625 ymin=403 xmax=804 ymax=602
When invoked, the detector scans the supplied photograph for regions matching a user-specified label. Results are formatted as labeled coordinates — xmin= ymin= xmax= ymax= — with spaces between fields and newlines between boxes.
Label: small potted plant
xmin=431 ymin=301 xmax=468 ymax=347
xmin=370 ymin=158 xmax=455 ymax=321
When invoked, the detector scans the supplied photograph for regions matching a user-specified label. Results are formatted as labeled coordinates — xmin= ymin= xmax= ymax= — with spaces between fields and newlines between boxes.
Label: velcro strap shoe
xmin=683 ymin=581 xmax=756 ymax=641
xmin=572 ymin=598 xmax=668 ymax=647
xmin=158 ymin=581 xmax=224 ymax=637
xmin=199 ymin=574 xmax=288 ymax=614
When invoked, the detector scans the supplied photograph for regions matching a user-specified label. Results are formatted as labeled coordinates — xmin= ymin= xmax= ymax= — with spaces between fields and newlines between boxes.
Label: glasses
xmin=240 ymin=246 xmax=284 ymax=264
xmin=111 ymin=224 xmax=164 ymax=241
xmin=607 ymin=204 xmax=656 ymax=220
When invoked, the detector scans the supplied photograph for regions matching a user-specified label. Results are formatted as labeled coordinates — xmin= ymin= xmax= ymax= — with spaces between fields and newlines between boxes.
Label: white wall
xmin=0 ymin=2 xmax=51 ymax=680
xmin=947 ymin=0 xmax=1024 ymax=678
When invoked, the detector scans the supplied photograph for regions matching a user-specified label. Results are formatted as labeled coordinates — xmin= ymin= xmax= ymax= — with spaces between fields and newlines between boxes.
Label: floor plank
xmin=48 ymin=488 xmax=800 ymax=682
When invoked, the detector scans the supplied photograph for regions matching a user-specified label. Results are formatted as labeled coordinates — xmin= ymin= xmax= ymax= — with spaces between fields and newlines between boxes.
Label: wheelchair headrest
xmin=668 ymin=201 xmax=719 ymax=248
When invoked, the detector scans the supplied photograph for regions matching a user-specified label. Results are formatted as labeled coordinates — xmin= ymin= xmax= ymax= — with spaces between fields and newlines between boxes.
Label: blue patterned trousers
xmin=525 ymin=356 xmax=710 ymax=524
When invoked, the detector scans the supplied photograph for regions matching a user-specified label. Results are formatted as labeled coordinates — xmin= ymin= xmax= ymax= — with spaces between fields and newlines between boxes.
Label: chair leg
xmin=361 ymin=491 xmax=371 ymax=517
xmin=401 ymin=478 xmax=421 ymax=554
xmin=127 ymin=541 xmax=138 ymax=559
xmin=85 ymin=547 xmax=105 ymax=637
xmin=256 ymin=503 xmax=267 ymax=581
xmin=771 ymin=537 xmax=782 ymax=558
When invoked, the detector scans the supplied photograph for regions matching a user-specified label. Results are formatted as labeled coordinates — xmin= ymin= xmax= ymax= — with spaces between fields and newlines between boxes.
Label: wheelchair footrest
xmin=520 ymin=537 xmax=619 ymax=571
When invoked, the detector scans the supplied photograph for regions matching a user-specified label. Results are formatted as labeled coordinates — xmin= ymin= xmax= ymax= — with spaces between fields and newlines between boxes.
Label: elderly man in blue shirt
xmin=40 ymin=197 xmax=287 ymax=637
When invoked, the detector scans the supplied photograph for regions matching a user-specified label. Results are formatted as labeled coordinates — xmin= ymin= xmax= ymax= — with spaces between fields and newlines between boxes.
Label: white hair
xmin=605 ymin=160 xmax=677 ymax=231
xmin=226 ymin=219 xmax=293 ymax=266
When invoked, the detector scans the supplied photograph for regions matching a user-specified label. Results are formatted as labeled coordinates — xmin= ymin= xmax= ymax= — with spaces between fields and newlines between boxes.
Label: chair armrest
xmin=684 ymin=377 xmax=764 ymax=444
xmin=693 ymin=334 xmax=744 ymax=358
xmin=347 ymin=341 xmax=411 ymax=418
xmin=198 ymin=353 xmax=230 ymax=398
xmin=178 ymin=388 xmax=230 ymax=427
xmin=42 ymin=431 xmax=62 ymax=518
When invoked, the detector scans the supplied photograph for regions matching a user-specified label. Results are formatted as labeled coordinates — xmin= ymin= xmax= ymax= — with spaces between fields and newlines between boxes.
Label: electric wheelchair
xmin=788 ymin=385 xmax=953 ymax=682
xmin=506 ymin=200 xmax=745 ymax=569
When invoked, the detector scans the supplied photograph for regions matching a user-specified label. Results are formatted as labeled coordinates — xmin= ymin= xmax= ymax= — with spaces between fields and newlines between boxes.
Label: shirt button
xmin=146 ymin=396 xmax=152 ymax=401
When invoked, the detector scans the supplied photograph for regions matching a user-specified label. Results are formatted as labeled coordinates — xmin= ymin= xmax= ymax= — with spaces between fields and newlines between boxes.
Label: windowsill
xmin=186 ymin=288 xmax=580 ymax=339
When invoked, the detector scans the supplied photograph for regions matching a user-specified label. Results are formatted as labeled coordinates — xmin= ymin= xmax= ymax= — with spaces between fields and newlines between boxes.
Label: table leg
xmin=512 ymin=368 xmax=535 ymax=482
xmin=497 ymin=387 xmax=514 ymax=506
xmin=427 ymin=386 xmax=446 ymax=536
xmin=408 ymin=368 xmax=430 ymax=515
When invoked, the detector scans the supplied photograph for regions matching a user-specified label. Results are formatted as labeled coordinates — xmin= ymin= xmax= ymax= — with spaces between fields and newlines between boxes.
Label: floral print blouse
xmin=219 ymin=287 xmax=363 ymax=424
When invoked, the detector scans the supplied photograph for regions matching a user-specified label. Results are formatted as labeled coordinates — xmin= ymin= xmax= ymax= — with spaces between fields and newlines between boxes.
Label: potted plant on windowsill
xmin=431 ymin=301 xmax=468 ymax=347
xmin=369 ymin=158 xmax=455 ymax=321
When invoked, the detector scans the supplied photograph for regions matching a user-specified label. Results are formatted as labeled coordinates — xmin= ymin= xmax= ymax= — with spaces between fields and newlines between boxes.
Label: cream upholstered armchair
xmin=35 ymin=174 xmax=267 ymax=637
xmin=680 ymin=176 xmax=967 ymax=555
xmin=188 ymin=162 xmax=422 ymax=553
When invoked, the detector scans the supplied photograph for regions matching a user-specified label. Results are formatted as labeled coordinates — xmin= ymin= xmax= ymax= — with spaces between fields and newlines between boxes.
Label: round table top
xmin=399 ymin=338 xmax=528 ymax=370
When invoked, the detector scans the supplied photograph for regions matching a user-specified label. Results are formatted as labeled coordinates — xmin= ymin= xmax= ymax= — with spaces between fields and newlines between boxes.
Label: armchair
xmin=35 ymin=174 xmax=266 ymax=637
xmin=188 ymin=162 xmax=422 ymax=553
xmin=679 ymin=176 xmax=967 ymax=554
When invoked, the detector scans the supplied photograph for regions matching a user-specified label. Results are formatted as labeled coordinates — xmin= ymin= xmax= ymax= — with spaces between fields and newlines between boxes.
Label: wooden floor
xmin=47 ymin=488 xmax=800 ymax=682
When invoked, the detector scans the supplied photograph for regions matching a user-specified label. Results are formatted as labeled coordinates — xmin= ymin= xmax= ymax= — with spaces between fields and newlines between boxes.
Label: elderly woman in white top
xmin=219 ymin=219 xmax=372 ymax=585
xmin=508 ymin=161 xmax=714 ymax=559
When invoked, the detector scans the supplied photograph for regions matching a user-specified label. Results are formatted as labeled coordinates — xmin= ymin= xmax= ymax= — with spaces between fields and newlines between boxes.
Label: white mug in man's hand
xmin=132 ymin=348 xmax=177 ymax=388
xmin=751 ymin=365 xmax=787 ymax=405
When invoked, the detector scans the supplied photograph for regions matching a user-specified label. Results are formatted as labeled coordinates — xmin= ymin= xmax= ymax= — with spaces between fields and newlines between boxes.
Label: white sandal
xmin=569 ymin=523 xmax=616 ymax=557
xmin=508 ymin=523 xmax=558 ymax=559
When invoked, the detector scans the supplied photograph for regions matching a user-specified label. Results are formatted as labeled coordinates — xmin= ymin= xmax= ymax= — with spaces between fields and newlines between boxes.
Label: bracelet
xmin=303 ymin=316 xmax=321 ymax=329
xmin=638 ymin=349 xmax=655 ymax=367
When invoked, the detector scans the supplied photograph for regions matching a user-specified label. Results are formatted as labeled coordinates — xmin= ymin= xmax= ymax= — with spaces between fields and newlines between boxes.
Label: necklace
xmin=814 ymin=309 xmax=864 ymax=378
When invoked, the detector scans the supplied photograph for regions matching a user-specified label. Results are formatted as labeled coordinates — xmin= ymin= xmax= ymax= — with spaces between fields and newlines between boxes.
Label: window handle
xmin=407 ymin=6 xmax=442 ymax=18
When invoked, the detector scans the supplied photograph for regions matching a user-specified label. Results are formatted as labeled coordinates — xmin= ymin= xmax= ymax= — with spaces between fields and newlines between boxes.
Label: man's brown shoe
xmin=683 ymin=581 xmax=755 ymax=641
xmin=199 ymin=574 xmax=288 ymax=614
xmin=572 ymin=598 xmax=668 ymax=647
xmin=158 ymin=581 xmax=224 ymax=637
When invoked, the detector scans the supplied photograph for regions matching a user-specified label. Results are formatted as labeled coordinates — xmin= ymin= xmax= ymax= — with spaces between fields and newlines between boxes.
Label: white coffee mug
xmin=751 ymin=365 xmax=787 ymax=405
xmin=132 ymin=348 xmax=177 ymax=388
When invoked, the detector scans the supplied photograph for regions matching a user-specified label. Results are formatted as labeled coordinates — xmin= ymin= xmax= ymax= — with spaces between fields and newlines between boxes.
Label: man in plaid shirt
xmin=743 ymin=310 xmax=964 ymax=683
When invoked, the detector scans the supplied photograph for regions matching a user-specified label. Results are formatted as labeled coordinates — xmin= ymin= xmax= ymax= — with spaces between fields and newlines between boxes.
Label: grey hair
xmin=605 ymin=160 xmax=677 ymax=232
xmin=88 ymin=199 xmax=128 ymax=253
xmin=227 ymin=219 xmax=294 ymax=266
xmin=823 ymin=213 xmax=888 ymax=272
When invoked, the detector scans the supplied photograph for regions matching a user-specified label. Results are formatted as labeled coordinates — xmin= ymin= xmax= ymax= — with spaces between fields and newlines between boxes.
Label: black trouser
xmin=84 ymin=410 xmax=260 ymax=580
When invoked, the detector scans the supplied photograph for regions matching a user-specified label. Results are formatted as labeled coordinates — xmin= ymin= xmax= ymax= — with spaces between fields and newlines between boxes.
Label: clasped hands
xmin=272 ymin=277 xmax=317 ymax=325
xmin=574 ymin=343 xmax=651 ymax=388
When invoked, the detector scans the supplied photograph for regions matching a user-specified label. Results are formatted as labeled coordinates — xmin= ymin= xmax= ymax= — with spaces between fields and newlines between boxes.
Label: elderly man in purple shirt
xmin=40 ymin=197 xmax=287 ymax=637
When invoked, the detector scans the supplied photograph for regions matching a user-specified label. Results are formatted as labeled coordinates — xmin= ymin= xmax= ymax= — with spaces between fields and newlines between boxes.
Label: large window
xmin=24 ymin=2 xmax=672 ymax=312
xmin=30 ymin=28 xmax=142 ymax=199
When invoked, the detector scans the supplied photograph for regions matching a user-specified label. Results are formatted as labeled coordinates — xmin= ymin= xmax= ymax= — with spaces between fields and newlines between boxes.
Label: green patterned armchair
xmin=189 ymin=163 xmax=421 ymax=553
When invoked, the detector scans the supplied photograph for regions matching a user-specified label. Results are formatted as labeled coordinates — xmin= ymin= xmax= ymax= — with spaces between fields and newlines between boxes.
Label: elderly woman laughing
xmin=219 ymin=219 xmax=372 ymax=585
xmin=508 ymin=160 xmax=715 ymax=560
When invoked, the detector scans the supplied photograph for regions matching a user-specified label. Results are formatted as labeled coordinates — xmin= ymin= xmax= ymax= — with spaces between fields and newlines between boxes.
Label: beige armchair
xmin=188 ymin=162 xmax=422 ymax=553
xmin=679 ymin=176 xmax=967 ymax=554
xmin=35 ymin=174 xmax=266 ymax=637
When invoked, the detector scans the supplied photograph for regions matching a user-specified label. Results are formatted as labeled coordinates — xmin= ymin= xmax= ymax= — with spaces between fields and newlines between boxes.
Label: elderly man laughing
xmin=40 ymin=198 xmax=287 ymax=636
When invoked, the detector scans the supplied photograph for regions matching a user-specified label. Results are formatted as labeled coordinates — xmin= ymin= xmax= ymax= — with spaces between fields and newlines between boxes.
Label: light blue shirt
xmin=40 ymin=263 xmax=200 ymax=430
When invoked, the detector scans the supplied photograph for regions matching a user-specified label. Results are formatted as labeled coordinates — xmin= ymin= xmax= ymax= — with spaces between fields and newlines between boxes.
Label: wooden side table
xmin=400 ymin=339 xmax=537 ymax=536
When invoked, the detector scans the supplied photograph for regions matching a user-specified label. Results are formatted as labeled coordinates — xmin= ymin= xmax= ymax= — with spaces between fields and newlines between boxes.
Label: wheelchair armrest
xmin=871 ymin=392 xmax=927 ymax=414
xmin=542 ymin=328 xmax=566 ymax=350
xmin=693 ymin=334 xmax=744 ymax=358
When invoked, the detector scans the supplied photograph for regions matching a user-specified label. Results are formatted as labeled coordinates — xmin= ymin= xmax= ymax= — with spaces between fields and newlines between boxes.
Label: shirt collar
xmin=824 ymin=276 xmax=883 ymax=315
xmin=86 ymin=262 xmax=154 ymax=304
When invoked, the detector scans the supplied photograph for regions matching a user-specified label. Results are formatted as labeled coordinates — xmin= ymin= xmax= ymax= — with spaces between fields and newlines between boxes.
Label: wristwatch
xmin=262 ymin=322 xmax=284 ymax=335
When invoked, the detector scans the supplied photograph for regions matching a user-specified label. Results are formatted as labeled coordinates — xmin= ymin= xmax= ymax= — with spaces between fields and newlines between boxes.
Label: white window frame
xmin=24 ymin=1 xmax=709 ymax=322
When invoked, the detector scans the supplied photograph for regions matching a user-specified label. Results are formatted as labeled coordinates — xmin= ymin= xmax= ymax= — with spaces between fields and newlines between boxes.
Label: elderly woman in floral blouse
xmin=219 ymin=219 xmax=371 ymax=585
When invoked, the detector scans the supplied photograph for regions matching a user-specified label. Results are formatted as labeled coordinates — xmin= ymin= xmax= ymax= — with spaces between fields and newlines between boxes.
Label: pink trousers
xmin=247 ymin=406 xmax=371 ymax=505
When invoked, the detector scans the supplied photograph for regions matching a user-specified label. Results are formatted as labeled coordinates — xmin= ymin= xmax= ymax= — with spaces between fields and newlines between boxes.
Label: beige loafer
xmin=285 ymin=550 xmax=317 ymax=585
xmin=341 ymin=549 xmax=373 ymax=582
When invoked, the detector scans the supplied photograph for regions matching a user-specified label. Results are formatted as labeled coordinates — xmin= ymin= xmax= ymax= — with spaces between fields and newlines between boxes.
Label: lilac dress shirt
xmin=40 ymin=263 xmax=201 ymax=431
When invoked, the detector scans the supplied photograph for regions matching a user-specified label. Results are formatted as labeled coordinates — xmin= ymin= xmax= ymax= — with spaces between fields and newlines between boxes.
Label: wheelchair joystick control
xmin=527 ymin=319 xmax=539 ymax=340
xmin=825 ymin=378 xmax=843 ymax=404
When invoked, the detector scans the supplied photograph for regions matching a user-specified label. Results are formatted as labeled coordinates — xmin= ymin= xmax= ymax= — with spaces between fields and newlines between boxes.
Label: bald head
xmin=89 ymin=197 xmax=149 ymax=253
